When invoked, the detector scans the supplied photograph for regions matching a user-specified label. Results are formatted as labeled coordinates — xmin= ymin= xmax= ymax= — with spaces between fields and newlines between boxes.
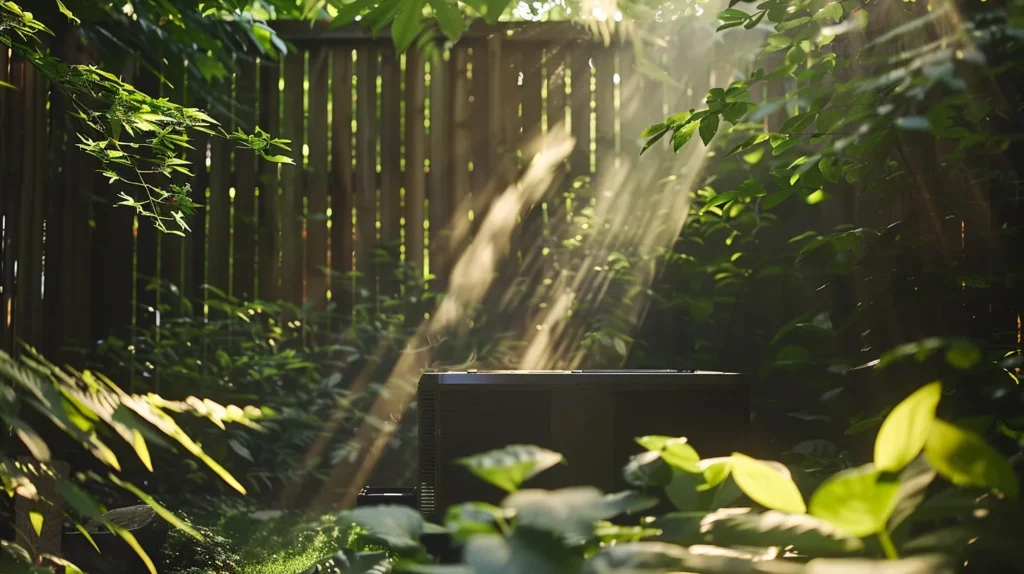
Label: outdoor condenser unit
xmin=416 ymin=370 xmax=749 ymax=521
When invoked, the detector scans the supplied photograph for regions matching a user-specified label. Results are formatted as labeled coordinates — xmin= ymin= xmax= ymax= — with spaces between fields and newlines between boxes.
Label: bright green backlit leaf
xmin=458 ymin=445 xmax=563 ymax=492
xmin=730 ymin=454 xmax=806 ymax=514
xmin=30 ymin=511 xmax=44 ymax=536
xmin=925 ymin=419 xmax=1019 ymax=499
xmin=874 ymin=382 xmax=941 ymax=473
xmin=810 ymin=464 xmax=900 ymax=537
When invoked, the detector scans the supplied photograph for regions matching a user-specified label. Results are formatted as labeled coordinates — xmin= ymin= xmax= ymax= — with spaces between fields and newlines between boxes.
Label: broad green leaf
xmin=762 ymin=190 xmax=792 ymax=210
xmin=56 ymin=481 xmax=105 ymax=520
xmin=887 ymin=457 xmax=937 ymax=532
xmin=465 ymin=530 xmax=580 ymax=574
xmin=664 ymin=470 xmax=700 ymax=511
xmin=29 ymin=511 xmax=43 ymax=536
xmin=429 ymin=0 xmax=464 ymax=41
xmin=623 ymin=450 xmax=672 ymax=487
xmin=108 ymin=475 xmax=201 ymax=540
xmin=699 ymin=508 xmax=864 ymax=555
xmin=641 ymin=123 xmax=668 ymax=138
xmin=924 ymin=419 xmax=1019 ymax=499
xmin=813 ymin=2 xmax=843 ymax=23
xmin=698 ymin=457 xmax=732 ymax=491
xmin=583 ymin=541 xmax=777 ymax=574
xmin=874 ymin=382 xmax=942 ymax=472
xmin=701 ymin=190 xmax=738 ymax=213
xmin=699 ymin=113 xmax=720 ymax=145
xmin=636 ymin=436 xmax=700 ymax=472
xmin=809 ymin=463 xmax=900 ymax=537
xmin=457 ymin=444 xmax=563 ymax=492
xmin=672 ymin=122 xmax=699 ymax=151
xmin=816 ymin=108 xmax=844 ymax=133
xmin=343 ymin=505 xmax=426 ymax=551
xmin=444 ymin=502 xmax=503 ymax=542
xmin=504 ymin=488 xmax=657 ymax=544
xmin=730 ymin=453 xmax=806 ymax=514
xmin=804 ymin=554 xmax=955 ymax=573
xmin=723 ymin=102 xmax=749 ymax=123
xmin=484 ymin=0 xmax=511 ymax=23
xmin=392 ymin=0 xmax=425 ymax=53
xmin=717 ymin=8 xmax=749 ymax=21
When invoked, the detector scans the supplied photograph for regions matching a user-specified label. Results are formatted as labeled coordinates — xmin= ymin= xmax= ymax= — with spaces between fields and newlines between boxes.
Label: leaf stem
xmin=877 ymin=529 xmax=899 ymax=560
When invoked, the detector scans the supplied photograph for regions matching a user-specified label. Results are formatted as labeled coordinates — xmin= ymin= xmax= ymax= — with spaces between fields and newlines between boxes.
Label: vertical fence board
xmin=206 ymin=72 xmax=233 ymax=299
xmin=521 ymin=48 xmax=543 ymax=162
xmin=1 ymin=53 xmax=18 ymax=349
xmin=404 ymin=48 xmax=427 ymax=297
xmin=16 ymin=58 xmax=46 ymax=348
xmin=378 ymin=49 xmax=402 ymax=300
xmin=469 ymin=43 xmax=491 ymax=194
xmin=355 ymin=47 xmax=379 ymax=303
xmin=233 ymin=58 xmax=258 ymax=299
xmin=331 ymin=50 xmax=355 ymax=313
xmin=545 ymin=49 xmax=566 ymax=134
xmin=257 ymin=59 xmax=280 ymax=302
xmin=569 ymin=48 xmax=591 ymax=175
xmin=281 ymin=51 xmax=306 ymax=303
xmin=428 ymin=51 xmax=451 ymax=282
xmin=594 ymin=49 xmax=615 ymax=168
xmin=307 ymin=48 xmax=330 ymax=307
xmin=451 ymin=47 xmax=472 ymax=225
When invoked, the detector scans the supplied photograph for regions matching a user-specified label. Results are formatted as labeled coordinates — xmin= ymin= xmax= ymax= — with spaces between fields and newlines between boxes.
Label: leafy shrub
xmin=0 ymin=347 xmax=259 ymax=572
xmin=340 ymin=379 xmax=1022 ymax=573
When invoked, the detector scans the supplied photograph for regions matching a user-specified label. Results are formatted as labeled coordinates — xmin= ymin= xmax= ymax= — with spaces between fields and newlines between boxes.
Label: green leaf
xmin=636 ymin=436 xmax=700 ymax=472
xmin=484 ymin=0 xmax=511 ymax=23
xmin=671 ymin=122 xmax=699 ymax=151
xmin=803 ymin=555 xmax=956 ymax=573
xmin=816 ymin=108 xmax=844 ymax=133
xmin=730 ymin=454 xmax=806 ymax=514
xmin=392 ymin=0 xmax=425 ymax=53
xmin=717 ymin=8 xmax=749 ymax=21
xmin=343 ymin=505 xmax=426 ymax=551
xmin=429 ymin=0 xmax=464 ymax=41
xmin=762 ymin=190 xmax=792 ymax=210
xmin=29 ymin=511 xmax=43 ymax=536
xmin=55 ymin=0 xmax=80 ymax=24
xmin=924 ymin=419 xmax=1019 ymax=499
xmin=664 ymin=469 xmax=700 ymax=511
xmin=641 ymin=123 xmax=668 ymax=138
xmin=9 ymin=419 xmax=51 ymax=461
xmin=700 ymin=190 xmax=738 ymax=213
xmin=457 ymin=444 xmax=563 ymax=492
xmin=699 ymin=508 xmax=864 ymax=555
xmin=874 ymin=382 xmax=942 ymax=473
xmin=809 ymin=463 xmax=900 ymax=537
xmin=723 ymin=102 xmax=749 ymax=123
xmin=623 ymin=451 xmax=672 ymax=487
xmin=813 ymin=2 xmax=843 ymax=23
xmin=504 ymin=487 xmax=657 ymax=544
xmin=56 ymin=481 xmax=105 ymax=520
xmin=785 ymin=45 xmax=807 ymax=68
xmin=465 ymin=530 xmax=580 ymax=574
xmin=444 ymin=502 xmax=503 ymax=542
xmin=699 ymin=114 xmax=720 ymax=145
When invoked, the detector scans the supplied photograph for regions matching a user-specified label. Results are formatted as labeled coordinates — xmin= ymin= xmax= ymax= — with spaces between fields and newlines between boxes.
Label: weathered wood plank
xmin=331 ymin=49 xmax=355 ymax=313
xmin=545 ymin=48 xmax=566 ymax=135
xmin=135 ymin=67 xmax=160 ymax=326
xmin=569 ymin=49 xmax=592 ymax=175
xmin=593 ymin=49 xmax=615 ymax=167
xmin=378 ymin=48 xmax=402 ymax=301
xmin=1 ymin=52 xmax=19 ymax=350
xmin=450 ymin=46 xmax=472 ymax=228
xmin=257 ymin=57 xmax=280 ymax=302
xmin=520 ymin=47 xmax=543 ymax=162
xmin=233 ymin=57 xmax=258 ymax=299
xmin=354 ymin=47 xmax=379 ymax=303
xmin=428 ymin=51 xmax=451 ymax=284
xmin=404 ymin=47 xmax=427 ymax=298
xmin=281 ymin=50 xmax=307 ymax=303
xmin=307 ymin=48 xmax=330 ymax=308
xmin=206 ymin=71 xmax=233 ymax=300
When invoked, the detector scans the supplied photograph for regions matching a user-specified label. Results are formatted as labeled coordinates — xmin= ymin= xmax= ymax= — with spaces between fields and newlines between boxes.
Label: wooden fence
xmin=3 ymin=21 xmax=737 ymax=358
